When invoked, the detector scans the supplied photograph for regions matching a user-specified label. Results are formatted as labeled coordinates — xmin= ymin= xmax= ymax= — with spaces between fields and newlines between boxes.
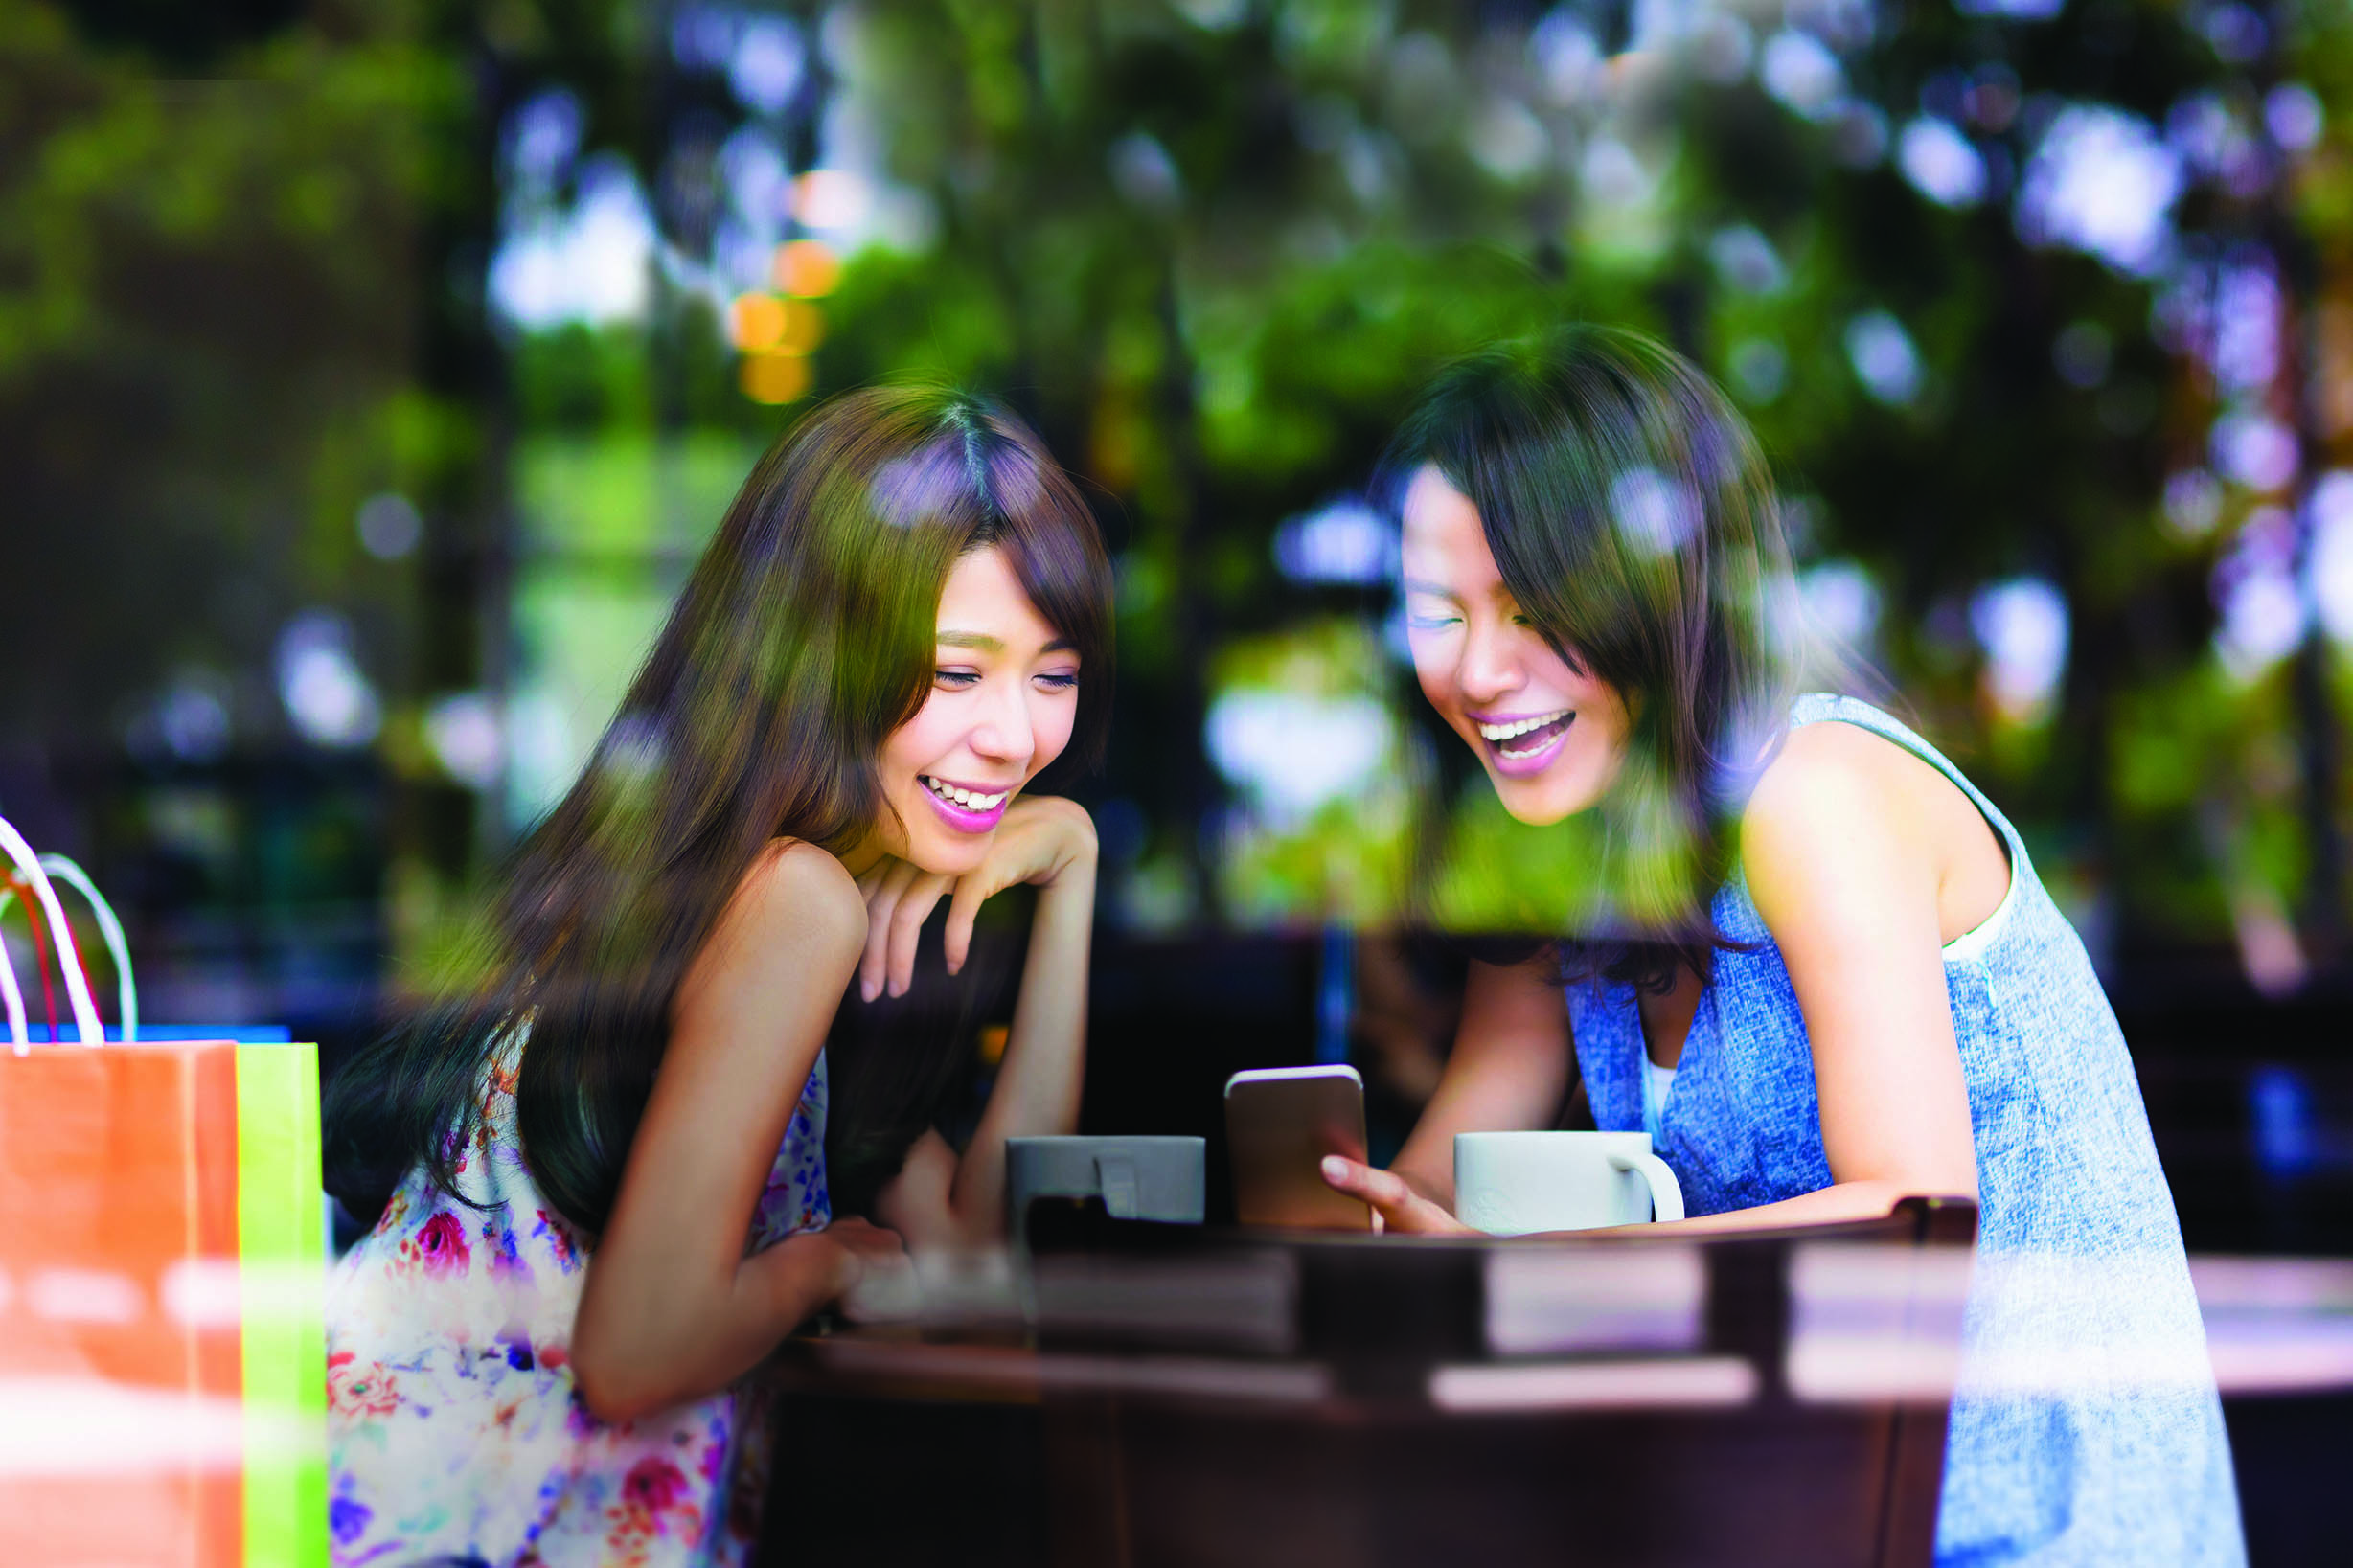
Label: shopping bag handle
xmin=37 ymin=853 xmax=137 ymax=1043
xmin=0 ymin=816 xmax=103 ymax=1050
xmin=0 ymin=860 xmax=123 ymax=1045
xmin=0 ymin=897 xmax=24 ymax=1051
xmin=4 ymin=869 xmax=62 ymax=1042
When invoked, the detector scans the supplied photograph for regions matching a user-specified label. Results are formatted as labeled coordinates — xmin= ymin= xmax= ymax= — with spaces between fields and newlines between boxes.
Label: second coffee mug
xmin=1453 ymin=1130 xmax=1685 ymax=1236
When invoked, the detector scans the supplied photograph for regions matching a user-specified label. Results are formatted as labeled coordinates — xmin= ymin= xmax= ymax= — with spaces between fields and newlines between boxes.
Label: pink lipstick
xmin=919 ymin=774 xmax=1013 ymax=833
xmin=1472 ymin=710 xmax=1574 ymax=778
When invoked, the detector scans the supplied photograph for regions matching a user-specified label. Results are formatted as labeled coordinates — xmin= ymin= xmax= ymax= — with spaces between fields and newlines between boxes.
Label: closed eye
xmin=1036 ymin=670 xmax=1081 ymax=690
xmin=934 ymin=668 xmax=981 ymax=688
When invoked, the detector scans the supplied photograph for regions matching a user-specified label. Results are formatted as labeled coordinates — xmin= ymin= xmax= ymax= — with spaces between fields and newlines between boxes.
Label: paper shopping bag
xmin=0 ymin=1038 xmax=328 ymax=1568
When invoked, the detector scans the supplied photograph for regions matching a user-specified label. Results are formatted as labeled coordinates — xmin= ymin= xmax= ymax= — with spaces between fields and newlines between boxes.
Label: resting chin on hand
xmin=1319 ymin=1156 xmax=1475 ymax=1236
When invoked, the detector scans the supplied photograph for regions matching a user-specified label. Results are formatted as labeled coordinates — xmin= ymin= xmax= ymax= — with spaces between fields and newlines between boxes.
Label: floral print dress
xmin=326 ymin=1033 xmax=831 ymax=1567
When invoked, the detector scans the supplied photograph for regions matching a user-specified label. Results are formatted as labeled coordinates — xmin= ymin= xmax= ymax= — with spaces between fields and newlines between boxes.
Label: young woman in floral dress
xmin=323 ymin=385 xmax=1113 ymax=1567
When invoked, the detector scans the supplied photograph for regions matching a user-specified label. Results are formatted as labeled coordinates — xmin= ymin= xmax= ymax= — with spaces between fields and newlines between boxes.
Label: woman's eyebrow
xmin=1401 ymin=577 xmax=1459 ymax=599
xmin=938 ymin=629 xmax=1079 ymax=659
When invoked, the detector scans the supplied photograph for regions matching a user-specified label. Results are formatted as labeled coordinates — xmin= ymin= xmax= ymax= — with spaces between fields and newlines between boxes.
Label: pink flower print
xmin=612 ymin=1455 xmax=702 ymax=1545
xmin=411 ymin=1211 xmax=471 ymax=1277
xmin=625 ymin=1456 xmax=688 ymax=1514
xmin=328 ymin=1351 xmax=400 ymax=1419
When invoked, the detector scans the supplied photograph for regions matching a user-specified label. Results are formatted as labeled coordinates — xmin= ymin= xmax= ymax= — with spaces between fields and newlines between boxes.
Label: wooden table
xmin=760 ymin=1199 xmax=1975 ymax=1568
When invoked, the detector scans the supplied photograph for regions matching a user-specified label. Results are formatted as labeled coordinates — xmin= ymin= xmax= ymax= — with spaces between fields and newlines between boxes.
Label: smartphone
xmin=1223 ymin=1065 xmax=1373 ymax=1232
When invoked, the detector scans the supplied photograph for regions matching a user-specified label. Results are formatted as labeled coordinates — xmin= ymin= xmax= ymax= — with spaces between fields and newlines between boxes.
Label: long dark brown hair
xmin=327 ymin=384 xmax=1112 ymax=1234
xmin=1390 ymin=326 xmax=1809 ymax=990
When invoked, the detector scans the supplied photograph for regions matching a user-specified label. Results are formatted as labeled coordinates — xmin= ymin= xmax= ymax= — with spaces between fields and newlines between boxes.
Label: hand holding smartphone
xmin=1222 ymin=1065 xmax=1373 ymax=1231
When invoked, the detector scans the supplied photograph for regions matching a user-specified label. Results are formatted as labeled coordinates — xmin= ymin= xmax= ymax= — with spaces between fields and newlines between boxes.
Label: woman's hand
xmin=1320 ymin=1156 xmax=1477 ymax=1236
xmin=816 ymin=1216 xmax=920 ymax=1322
xmin=854 ymin=796 xmax=1097 ymax=1002
xmin=873 ymin=1128 xmax=965 ymax=1255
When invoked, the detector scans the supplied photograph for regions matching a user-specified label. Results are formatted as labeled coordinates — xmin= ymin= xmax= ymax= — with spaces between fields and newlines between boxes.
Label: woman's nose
xmin=1458 ymin=619 xmax=1522 ymax=705
xmin=968 ymin=680 xmax=1036 ymax=766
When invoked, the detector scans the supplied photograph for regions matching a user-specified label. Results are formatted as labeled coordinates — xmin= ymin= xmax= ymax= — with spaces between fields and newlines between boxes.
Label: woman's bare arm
xmin=571 ymin=841 xmax=898 ymax=1422
xmin=864 ymin=797 xmax=1099 ymax=1250
xmin=938 ymin=814 xmax=1094 ymax=1238
xmin=1385 ymin=953 xmax=1574 ymax=1211
xmin=1737 ymin=723 xmax=1980 ymax=1203
xmin=1509 ymin=744 xmax=1985 ymax=1237
xmin=1330 ymin=726 xmax=1980 ymax=1237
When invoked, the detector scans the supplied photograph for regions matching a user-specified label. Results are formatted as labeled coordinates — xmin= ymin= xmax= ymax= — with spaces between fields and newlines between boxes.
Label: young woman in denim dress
xmin=1319 ymin=329 xmax=2245 ymax=1566
xmin=321 ymin=386 xmax=1113 ymax=1567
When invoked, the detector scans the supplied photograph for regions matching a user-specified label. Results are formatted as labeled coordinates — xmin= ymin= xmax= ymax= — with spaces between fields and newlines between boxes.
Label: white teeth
xmin=1477 ymin=710 xmax=1569 ymax=742
xmin=924 ymin=777 xmax=1005 ymax=811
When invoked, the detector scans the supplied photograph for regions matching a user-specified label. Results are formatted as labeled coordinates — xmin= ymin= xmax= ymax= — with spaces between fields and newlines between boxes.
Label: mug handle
xmin=1607 ymin=1150 xmax=1685 ymax=1222
xmin=1095 ymin=1154 xmax=1140 ymax=1219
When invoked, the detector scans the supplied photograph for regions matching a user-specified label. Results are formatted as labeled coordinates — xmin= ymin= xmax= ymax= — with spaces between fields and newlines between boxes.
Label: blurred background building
xmin=5 ymin=0 xmax=2352 ymax=1254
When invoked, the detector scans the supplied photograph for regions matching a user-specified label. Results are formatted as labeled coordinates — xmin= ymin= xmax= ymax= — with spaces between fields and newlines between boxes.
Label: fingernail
xmin=888 ymin=980 xmax=905 ymax=998
xmin=1321 ymin=1156 xmax=1347 ymax=1182
xmin=860 ymin=981 xmax=878 ymax=1003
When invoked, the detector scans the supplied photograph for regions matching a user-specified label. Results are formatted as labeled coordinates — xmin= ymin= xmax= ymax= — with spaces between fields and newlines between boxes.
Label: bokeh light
xmin=1970 ymin=579 xmax=2069 ymax=722
xmin=275 ymin=612 xmax=380 ymax=750
xmin=775 ymin=239 xmax=841 ymax=298
xmin=729 ymin=292 xmax=787 ymax=352
xmin=740 ymin=350 xmax=811 ymax=405
xmin=354 ymin=492 xmax=422 ymax=561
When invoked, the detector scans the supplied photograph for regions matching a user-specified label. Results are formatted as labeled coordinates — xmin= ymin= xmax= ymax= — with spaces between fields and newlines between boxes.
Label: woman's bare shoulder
xmin=1739 ymin=720 xmax=1950 ymax=894
xmin=722 ymin=839 xmax=867 ymax=958
xmin=1747 ymin=719 xmax=1911 ymax=835
xmin=1740 ymin=717 xmax=2000 ymax=930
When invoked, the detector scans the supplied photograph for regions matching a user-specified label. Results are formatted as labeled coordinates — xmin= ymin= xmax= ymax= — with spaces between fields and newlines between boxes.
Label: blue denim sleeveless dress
xmin=1566 ymin=694 xmax=2244 ymax=1567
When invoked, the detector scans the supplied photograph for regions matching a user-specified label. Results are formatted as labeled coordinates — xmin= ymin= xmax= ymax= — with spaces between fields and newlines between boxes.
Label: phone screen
xmin=1223 ymin=1065 xmax=1373 ymax=1231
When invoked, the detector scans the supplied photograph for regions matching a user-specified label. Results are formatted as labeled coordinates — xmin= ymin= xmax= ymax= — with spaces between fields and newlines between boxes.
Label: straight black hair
xmin=326 ymin=383 xmax=1112 ymax=1234
xmin=1389 ymin=325 xmax=1813 ymax=990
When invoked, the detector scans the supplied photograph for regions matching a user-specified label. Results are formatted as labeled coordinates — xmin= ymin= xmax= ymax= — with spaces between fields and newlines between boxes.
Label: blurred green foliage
xmin=0 ymin=0 xmax=462 ymax=737
xmin=772 ymin=0 xmax=2353 ymax=961
xmin=9 ymin=0 xmax=2353 ymax=991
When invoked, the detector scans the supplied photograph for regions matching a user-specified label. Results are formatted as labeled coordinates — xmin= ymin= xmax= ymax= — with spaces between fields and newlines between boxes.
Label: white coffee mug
xmin=1453 ymin=1130 xmax=1686 ymax=1236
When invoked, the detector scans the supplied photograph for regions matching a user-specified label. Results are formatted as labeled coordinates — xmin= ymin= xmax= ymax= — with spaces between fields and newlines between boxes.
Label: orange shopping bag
xmin=0 ymin=817 xmax=326 ymax=1568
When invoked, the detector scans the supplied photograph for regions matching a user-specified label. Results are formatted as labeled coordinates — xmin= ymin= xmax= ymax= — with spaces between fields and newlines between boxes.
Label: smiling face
xmin=1400 ymin=464 xmax=1633 ymax=827
xmin=869 ymin=544 xmax=1082 ymax=875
